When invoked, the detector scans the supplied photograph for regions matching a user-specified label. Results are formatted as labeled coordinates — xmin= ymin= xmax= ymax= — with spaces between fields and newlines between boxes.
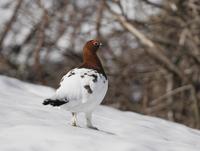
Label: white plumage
xmin=44 ymin=68 xmax=108 ymax=129
xmin=53 ymin=68 xmax=108 ymax=112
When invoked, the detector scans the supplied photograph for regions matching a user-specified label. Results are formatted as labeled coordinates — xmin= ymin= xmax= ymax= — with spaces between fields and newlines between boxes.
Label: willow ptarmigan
xmin=43 ymin=40 xmax=108 ymax=129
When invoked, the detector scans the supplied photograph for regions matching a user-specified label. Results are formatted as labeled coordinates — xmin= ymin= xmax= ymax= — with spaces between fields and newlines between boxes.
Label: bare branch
xmin=0 ymin=0 xmax=23 ymax=51
xmin=150 ymin=85 xmax=192 ymax=106
xmin=96 ymin=0 xmax=106 ymax=39
xmin=106 ymin=3 xmax=185 ymax=81
xmin=33 ymin=9 xmax=49 ymax=82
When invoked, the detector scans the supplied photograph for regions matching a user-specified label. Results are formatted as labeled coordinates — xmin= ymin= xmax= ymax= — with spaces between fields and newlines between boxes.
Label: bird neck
xmin=79 ymin=47 xmax=107 ymax=79
xmin=84 ymin=50 xmax=100 ymax=67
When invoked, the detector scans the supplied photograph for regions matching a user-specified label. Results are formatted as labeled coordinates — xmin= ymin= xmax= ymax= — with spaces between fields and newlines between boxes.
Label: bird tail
xmin=43 ymin=98 xmax=67 ymax=106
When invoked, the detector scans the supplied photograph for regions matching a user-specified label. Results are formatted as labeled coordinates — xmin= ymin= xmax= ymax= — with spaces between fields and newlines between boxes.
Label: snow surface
xmin=0 ymin=75 xmax=200 ymax=151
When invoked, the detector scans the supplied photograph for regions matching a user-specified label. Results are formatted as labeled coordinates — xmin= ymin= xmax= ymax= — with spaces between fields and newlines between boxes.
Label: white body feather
xmin=51 ymin=68 xmax=108 ymax=113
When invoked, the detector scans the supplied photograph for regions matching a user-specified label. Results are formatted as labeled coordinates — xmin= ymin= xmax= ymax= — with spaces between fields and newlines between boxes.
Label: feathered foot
xmin=85 ymin=112 xmax=98 ymax=130
xmin=71 ymin=112 xmax=77 ymax=127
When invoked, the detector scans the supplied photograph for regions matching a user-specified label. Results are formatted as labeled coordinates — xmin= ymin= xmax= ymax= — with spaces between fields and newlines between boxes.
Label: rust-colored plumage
xmin=79 ymin=40 xmax=107 ymax=79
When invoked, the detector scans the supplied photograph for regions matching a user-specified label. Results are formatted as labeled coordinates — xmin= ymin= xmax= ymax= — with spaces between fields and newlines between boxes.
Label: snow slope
xmin=0 ymin=75 xmax=200 ymax=151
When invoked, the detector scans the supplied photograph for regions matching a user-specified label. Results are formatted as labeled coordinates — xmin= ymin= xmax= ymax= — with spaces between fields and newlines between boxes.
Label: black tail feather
xmin=43 ymin=99 xmax=67 ymax=106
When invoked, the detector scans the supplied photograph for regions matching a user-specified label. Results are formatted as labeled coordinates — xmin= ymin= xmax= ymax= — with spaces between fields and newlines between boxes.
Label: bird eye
xmin=93 ymin=42 xmax=99 ymax=46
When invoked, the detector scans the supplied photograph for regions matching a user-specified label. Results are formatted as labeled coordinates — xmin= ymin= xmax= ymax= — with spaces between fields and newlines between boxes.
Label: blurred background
xmin=0 ymin=0 xmax=200 ymax=129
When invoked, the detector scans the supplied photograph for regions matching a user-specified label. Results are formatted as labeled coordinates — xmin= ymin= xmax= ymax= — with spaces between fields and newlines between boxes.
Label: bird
xmin=43 ymin=40 xmax=108 ymax=130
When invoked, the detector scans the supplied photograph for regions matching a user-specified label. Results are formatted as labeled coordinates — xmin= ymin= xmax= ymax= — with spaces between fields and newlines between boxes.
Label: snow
xmin=0 ymin=75 xmax=200 ymax=151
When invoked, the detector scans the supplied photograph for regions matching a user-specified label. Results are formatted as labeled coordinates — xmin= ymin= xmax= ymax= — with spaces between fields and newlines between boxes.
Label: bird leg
xmin=71 ymin=112 xmax=77 ymax=127
xmin=85 ymin=112 xmax=98 ymax=130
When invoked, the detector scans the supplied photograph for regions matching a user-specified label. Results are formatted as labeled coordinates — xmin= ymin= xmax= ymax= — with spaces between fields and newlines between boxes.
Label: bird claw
xmin=71 ymin=122 xmax=77 ymax=127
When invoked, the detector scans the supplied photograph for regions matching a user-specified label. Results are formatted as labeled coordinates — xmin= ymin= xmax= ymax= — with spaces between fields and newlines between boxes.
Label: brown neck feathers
xmin=79 ymin=45 xmax=107 ymax=79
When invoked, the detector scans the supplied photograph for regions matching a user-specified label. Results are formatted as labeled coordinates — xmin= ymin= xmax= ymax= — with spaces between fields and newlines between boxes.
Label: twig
xmin=106 ymin=3 xmax=185 ymax=81
xmin=191 ymin=86 xmax=200 ymax=128
xmin=150 ymin=85 xmax=192 ymax=106
xmin=149 ymin=84 xmax=200 ymax=128
xmin=0 ymin=0 xmax=23 ymax=51
xmin=141 ymin=0 xmax=166 ymax=10
xmin=96 ymin=0 xmax=105 ymax=39
xmin=33 ymin=9 xmax=49 ymax=82
xmin=166 ymin=74 xmax=174 ymax=121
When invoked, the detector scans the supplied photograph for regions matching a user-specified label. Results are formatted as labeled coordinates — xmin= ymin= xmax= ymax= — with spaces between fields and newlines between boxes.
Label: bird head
xmin=84 ymin=40 xmax=102 ymax=53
